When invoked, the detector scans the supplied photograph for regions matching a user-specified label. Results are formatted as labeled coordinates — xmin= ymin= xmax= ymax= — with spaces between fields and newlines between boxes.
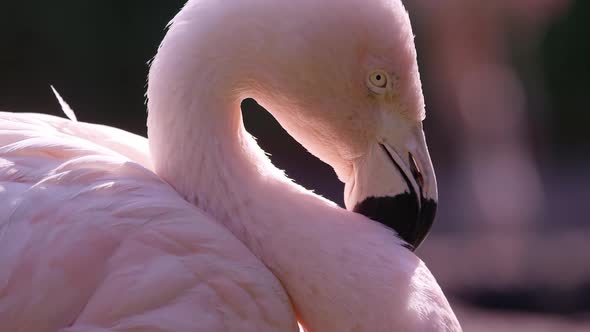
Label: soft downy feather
xmin=0 ymin=112 xmax=298 ymax=331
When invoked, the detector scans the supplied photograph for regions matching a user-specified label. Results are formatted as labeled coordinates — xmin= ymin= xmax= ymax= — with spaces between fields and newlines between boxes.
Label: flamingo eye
xmin=367 ymin=71 xmax=388 ymax=93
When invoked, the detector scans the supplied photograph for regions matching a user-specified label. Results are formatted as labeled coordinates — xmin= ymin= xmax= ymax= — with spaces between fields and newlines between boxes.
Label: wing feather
xmin=0 ymin=112 xmax=297 ymax=332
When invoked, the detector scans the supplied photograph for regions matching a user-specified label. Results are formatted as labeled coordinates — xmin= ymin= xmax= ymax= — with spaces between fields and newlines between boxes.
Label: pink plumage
xmin=0 ymin=113 xmax=297 ymax=331
xmin=1 ymin=0 xmax=461 ymax=331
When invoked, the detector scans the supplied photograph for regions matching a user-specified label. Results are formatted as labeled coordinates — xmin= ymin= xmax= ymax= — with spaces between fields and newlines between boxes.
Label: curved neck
xmin=147 ymin=71 xmax=419 ymax=331
xmin=145 ymin=9 xmax=418 ymax=331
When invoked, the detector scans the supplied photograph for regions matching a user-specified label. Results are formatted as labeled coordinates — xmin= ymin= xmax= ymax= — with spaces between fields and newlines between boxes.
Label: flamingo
xmin=0 ymin=0 xmax=461 ymax=331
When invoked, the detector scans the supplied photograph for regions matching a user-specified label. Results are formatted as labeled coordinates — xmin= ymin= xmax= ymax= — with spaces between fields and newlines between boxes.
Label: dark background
xmin=1 ymin=1 xmax=589 ymax=330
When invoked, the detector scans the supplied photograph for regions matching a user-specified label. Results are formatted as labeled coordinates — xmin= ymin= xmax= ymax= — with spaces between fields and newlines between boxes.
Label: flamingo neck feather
xmin=146 ymin=54 xmax=422 ymax=332
xmin=145 ymin=3 xmax=438 ymax=330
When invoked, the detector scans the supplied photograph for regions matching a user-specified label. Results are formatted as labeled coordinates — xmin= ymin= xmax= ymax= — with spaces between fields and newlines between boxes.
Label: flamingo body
xmin=0 ymin=113 xmax=297 ymax=331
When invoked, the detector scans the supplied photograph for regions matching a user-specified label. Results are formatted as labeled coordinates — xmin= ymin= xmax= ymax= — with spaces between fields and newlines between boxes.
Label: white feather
xmin=50 ymin=85 xmax=78 ymax=122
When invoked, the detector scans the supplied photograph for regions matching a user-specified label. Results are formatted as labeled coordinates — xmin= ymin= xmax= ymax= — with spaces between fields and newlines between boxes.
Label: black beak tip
xmin=353 ymin=193 xmax=437 ymax=251
xmin=415 ymin=198 xmax=437 ymax=247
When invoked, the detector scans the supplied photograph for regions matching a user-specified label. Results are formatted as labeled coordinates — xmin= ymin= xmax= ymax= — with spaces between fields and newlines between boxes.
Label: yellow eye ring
xmin=367 ymin=71 xmax=388 ymax=92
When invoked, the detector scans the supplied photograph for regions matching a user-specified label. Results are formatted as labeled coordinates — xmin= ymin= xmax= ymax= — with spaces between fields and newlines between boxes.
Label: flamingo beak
xmin=347 ymin=125 xmax=438 ymax=251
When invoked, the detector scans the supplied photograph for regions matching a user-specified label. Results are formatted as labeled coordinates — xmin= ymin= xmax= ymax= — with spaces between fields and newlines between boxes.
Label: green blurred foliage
xmin=542 ymin=0 xmax=590 ymax=152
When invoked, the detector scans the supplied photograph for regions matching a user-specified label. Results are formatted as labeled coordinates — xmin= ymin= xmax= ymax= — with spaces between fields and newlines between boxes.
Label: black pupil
xmin=376 ymin=75 xmax=382 ymax=81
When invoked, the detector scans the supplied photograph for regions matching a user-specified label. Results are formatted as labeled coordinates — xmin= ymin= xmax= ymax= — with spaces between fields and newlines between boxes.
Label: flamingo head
xmin=151 ymin=0 xmax=437 ymax=250
xmin=247 ymin=0 xmax=437 ymax=250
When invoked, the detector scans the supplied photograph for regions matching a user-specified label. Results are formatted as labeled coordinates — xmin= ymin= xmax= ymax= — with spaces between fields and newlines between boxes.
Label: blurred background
xmin=1 ymin=1 xmax=588 ymax=330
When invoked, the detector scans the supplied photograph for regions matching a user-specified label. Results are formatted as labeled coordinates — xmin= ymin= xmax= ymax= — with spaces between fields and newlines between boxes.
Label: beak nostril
xmin=409 ymin=153 xmax=424 ymax=194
